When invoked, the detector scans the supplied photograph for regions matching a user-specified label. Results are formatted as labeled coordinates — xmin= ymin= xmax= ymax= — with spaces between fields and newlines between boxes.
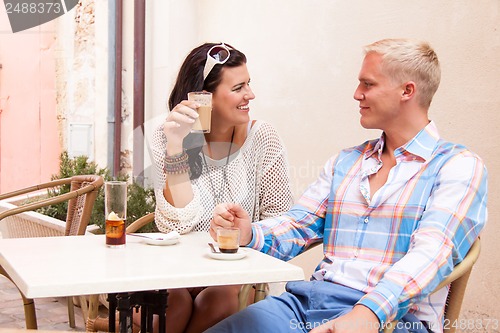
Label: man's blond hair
xmin=364 ymin=38 xmax=441 ymax=108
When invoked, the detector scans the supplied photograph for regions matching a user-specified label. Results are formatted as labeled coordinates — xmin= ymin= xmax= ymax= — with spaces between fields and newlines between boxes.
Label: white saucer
xmin=144 ymin=237 xmax=179 ymax=246
xmin=208 ymin=249 xmax=247 ymax=260
xmin=129 ymin=232 xmax=180 ymax=246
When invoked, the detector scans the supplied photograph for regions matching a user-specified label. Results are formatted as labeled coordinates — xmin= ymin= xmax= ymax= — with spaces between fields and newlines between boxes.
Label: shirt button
xmin=364 ymin=218 xmax=369 ymax=223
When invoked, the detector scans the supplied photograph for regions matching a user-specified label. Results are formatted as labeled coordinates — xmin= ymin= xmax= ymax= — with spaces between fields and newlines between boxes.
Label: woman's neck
xmin=204 ymin=125 xmax=235 ymax=143
xmin=203 ymin=126 xmax=236 ymax=160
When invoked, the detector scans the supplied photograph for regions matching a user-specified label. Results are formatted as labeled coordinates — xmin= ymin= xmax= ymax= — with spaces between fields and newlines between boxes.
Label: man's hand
xmin=210 ymin=203 xmax=253 ymax=245
xmin=310 ymin=305 xmax=380 ymax=333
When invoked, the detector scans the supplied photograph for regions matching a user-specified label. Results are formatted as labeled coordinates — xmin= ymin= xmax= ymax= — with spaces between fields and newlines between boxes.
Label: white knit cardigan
xmin=151 ymin=120 xmax=293 ymax=234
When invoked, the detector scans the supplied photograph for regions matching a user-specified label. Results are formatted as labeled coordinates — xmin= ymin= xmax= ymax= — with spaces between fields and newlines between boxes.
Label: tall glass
xmin=104 ymin=181 xmax=127 ymax=248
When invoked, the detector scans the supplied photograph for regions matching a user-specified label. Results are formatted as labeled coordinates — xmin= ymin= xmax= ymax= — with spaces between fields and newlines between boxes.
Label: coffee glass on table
xmin=216 ymin=227 xmax=240 ymax=253
xmin=104 ymin=181 xmax=127 ymax=248
xmin=188 ymin=91 xmax=212 ymax=133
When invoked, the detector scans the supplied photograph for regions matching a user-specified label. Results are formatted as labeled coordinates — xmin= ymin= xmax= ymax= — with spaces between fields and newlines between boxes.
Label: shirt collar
xmin=365 ymin=135 xmax=385 ymax=160
xmin=365 ymin=121 xmax=441 ymax=162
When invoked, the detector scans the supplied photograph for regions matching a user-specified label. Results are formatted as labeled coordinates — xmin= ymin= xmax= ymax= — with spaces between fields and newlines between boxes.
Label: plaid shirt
xmin=249 ymin=121 xmax=487 ymax=332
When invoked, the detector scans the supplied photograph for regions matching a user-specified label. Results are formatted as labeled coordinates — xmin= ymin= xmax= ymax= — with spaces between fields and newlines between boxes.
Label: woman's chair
xmin=238 ymin=241 xmax=323 ymax=310
xmin=85 ymin=212 xmax=260 ymax=332
xmin=86 ymin=212 xmax=157 ymax=332
xmin=0 ymin=175 xmax=104 ymax=329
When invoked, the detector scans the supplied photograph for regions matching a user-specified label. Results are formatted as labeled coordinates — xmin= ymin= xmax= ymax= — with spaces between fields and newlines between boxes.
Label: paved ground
xmin=0 ymin=275 xmax=87 ymax=331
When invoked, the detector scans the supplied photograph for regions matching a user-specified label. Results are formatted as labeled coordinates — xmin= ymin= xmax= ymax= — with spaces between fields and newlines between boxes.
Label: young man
xmin=208 ymin=39 xmax=488 ymax=333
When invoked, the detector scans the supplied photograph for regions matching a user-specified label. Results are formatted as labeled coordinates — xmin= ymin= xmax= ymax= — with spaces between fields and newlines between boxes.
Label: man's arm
xmin=247 ymin=154 xmax=339 ymax=260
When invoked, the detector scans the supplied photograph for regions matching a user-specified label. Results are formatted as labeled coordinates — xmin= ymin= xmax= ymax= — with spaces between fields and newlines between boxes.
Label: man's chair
xmin=238 ymin=238 xmax=481 ymax=333
xmin=0 ymin=175 xmax=104 ymax=329
xmin=384 ymin=238 xmax=481 ymax=333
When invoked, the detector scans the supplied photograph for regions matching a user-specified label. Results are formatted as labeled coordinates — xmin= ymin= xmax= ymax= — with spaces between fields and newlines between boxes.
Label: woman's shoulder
xmin=249 ymin=120 xmax=281 ymax=139
xmin=244 ymin=120 xmax=285 ymax=153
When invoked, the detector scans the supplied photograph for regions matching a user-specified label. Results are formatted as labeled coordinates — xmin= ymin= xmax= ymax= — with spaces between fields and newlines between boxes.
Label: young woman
xmin=149 ymin=42 xmax=293 ymax=332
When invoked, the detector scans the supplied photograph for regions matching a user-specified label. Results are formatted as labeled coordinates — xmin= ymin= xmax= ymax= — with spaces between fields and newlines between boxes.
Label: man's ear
xmin=402 ymin=82 xmax=416 ymax=100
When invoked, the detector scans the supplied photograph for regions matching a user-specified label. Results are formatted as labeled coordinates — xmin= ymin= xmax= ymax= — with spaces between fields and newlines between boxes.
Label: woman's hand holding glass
xmin=163 ymin=101 xmax=199 ymax=152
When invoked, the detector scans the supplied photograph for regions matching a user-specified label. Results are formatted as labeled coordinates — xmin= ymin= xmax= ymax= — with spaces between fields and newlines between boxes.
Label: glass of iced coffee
xmin=188 ymin=91 xmax=212 ymax=133
xmin=104 ymin=181 xmax=127 ymax=248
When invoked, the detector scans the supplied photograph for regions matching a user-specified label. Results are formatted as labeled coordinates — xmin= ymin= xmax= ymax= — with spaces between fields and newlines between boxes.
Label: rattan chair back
xmin=0 ymin=175 xmax=104 ymax=329
xmin=0 ymin=175 xmax=103 ymax=238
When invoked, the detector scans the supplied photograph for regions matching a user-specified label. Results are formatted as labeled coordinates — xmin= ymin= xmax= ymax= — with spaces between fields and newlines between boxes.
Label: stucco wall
xmin=139 ymin=0 xmax=499 ymax=328
xmin=0 ymin=14 xmax=59 ymax=192
xmin=55 ymin=0 xmax=108 ymax=171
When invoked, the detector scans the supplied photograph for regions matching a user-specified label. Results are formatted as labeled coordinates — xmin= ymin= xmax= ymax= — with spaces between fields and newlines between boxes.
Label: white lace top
xmin=151 ymin=120 xmax=293 ymax=234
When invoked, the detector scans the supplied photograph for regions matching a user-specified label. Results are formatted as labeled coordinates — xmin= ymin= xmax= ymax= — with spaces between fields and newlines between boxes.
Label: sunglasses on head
xmin=203 ymin=43 xmax=231 ymax=81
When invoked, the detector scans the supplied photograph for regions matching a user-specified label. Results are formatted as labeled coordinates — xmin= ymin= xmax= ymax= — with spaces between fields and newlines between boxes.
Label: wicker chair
xmin=0 ymin=175 xmax=104 ymax=329
xmin=238 ymin=241 xmax=322 ymax=310
xmin=383 ymin=238 xmax=481 ymax=333
xmin=86 ymin=212 xmax=156 ymax=332
xmin=240 ymin=238 xmax=481 ymax=333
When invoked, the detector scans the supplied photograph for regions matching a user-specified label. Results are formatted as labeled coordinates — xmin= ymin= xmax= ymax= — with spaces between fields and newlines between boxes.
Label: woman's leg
xmin=184 ymin=284 xmax=241 ymax=333
xmin=163 ymin=288 xmax=194 ymax=333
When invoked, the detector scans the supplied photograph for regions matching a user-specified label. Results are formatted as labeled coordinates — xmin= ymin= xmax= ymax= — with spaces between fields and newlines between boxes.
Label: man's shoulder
xmin=427 ymin=139 xmax=487 ymax=177
xmin=434 ymin=139 xmax=482 ymax=160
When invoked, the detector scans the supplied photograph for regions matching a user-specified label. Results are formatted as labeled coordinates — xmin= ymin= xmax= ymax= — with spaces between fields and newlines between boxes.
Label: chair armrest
xmin=126 ymin=213 xmax=155 ymax=233
xmin=433 ymin=239 xmax=481 ymax=293
xmin=0 ymin=201 xmax=67 ymax=237
xmin=0 ymin=176 xmax=103 ymax=222
xmin=0 ymin=178 xmax=69 ymax=201
xmin=383 ymin=239 xmax=481 ymax=333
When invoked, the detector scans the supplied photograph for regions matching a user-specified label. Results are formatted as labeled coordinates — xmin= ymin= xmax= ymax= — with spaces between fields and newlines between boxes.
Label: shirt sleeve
xmin=249 ymin=155 xmax=338 ymax=261
xmin=358 ymin=151 xmax=488 ymax=324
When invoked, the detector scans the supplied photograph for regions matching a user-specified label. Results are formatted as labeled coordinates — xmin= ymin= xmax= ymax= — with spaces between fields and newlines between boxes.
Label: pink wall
xmin=0 ymin=12 xmax=60 ymax=193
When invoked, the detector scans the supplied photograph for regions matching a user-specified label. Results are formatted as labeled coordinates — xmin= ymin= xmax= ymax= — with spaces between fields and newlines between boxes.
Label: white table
xmin=0 ymin=232 xmax=304 ymax=331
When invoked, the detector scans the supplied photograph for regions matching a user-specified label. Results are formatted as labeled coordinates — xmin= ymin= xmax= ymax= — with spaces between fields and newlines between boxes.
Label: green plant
xmin=37 ymin=151 xmax=157 ymax=233
xmin=126 ymin=182 xmax=157 ymax=232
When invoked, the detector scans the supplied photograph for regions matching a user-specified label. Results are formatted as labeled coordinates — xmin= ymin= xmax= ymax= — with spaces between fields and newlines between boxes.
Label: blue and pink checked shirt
xmin=248 ymin=121 xmax=487 ymax=332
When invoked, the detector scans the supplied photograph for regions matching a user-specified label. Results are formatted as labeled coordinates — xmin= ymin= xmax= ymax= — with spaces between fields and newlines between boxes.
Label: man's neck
xmin=383 ymin=118 xmax=430 ymax=154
